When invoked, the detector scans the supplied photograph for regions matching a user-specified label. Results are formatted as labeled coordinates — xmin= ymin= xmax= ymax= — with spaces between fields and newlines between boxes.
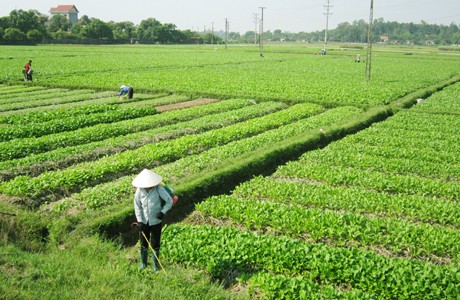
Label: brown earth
xmin=155 ymin=98 xmax=220 ymax=112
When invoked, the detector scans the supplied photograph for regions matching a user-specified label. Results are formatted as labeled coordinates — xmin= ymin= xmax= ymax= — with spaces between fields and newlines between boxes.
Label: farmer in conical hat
xmin=118 ymin=84 xmax=134 ymax=99
xmin=133 ymin=169 xmax=173 ymax=271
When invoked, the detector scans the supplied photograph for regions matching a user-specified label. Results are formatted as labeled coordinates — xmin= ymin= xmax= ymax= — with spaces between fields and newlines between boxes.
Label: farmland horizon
xmin=1 ymin=0 xmax=459 ymax=34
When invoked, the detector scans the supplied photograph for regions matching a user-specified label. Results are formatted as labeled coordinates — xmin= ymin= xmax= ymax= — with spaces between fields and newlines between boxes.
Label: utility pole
xmin=323 ymin=0 xmax=333 ymax=54
xmin=259 ymin=7 xmax=266 ymax=57
xmin=203 ymin=26 xmax=206 ymax=44
xmin=253 ymin=13 xmax=258 ymax=46
xmin=365 ymin=0 xmax=374 ymax=81
xmin=211 ymin=22 xmax=214 ymax=45
xmin=225 ymin=18 xmax=229 ymax=50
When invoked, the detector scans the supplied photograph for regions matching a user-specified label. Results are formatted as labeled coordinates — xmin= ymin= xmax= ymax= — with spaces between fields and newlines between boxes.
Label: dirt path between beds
xmin=155 ymin=98 xmax=220 ymax=112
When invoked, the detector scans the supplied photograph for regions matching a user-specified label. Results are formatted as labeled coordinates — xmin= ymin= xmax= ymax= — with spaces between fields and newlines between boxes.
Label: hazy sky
xmin=2 ymin=0 xmax=459 ymax=33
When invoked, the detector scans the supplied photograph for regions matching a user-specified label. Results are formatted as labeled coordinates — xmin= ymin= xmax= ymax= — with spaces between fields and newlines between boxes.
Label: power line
xmin=377 ymin=0 xmax=441 ymax=12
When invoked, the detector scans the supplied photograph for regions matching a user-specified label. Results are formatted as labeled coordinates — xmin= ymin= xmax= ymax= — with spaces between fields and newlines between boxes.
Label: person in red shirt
xmin=24 ymin=60 xmax=32 ymax=81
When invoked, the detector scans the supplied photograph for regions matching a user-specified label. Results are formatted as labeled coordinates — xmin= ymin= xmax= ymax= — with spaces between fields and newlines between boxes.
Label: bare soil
xmin=155 ymin=98 xmax=220 ymax=112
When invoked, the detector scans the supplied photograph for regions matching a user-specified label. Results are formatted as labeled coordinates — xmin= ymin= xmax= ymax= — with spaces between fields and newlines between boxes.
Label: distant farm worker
xmin=133 ymin=169 xmax=173 ymax=271
xmin=355 ymin=54 xmax=361 ymax=63
xmin=23 ymin=60 xmax=33 ymax=81
xmin=118 ymin=84 xmax=134 ymax=99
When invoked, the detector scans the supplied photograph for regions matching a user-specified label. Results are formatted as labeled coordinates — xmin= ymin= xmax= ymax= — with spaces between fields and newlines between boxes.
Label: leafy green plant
xmin=162 ymin=224 xmax=459 ymax=299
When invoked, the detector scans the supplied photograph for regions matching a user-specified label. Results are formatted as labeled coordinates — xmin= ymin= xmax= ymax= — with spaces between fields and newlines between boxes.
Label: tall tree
xmin=9 ymin=9 xmax=47 ymax=35
xmin=80 ymin=19 xmax=113 ymax=39
xmin=27 ymin=29 xmax=45 ymax=41
xmin=79 ymin=15 xmax=91 ymax=26
xmin=0 ymin=16 xmax=9 ymax=29
xmin=111 ymin=21 xmax=135 ymax=40
xmin=158 ymin=23 xmax=180 ymax=44
xmin=3 ymin=28 xmax=26 ymax=40
xmin=137 ymin=18 xmax=162 ymax=41
xmin=49 ymin=14 xmax=70 ymax=32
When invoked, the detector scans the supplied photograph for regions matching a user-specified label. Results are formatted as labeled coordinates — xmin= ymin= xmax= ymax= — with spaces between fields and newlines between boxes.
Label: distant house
xmin=50 ymin=5 xmax=79 ymax=26
xmin=379 ymin=35 xmax=389 ymax=43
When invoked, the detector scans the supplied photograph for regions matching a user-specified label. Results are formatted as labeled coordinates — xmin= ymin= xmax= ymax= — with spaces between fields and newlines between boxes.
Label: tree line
xmin=0 ymin=9 xmax=223 ymax=44
xmin=268 ymin=18 xmax=460 ymax=45
xmin=1 ymin=9 xmax=459 ymax=45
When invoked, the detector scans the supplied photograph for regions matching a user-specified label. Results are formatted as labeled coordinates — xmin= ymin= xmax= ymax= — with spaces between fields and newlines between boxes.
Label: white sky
xmin=1 ymin=0 xmax=459 ymax=33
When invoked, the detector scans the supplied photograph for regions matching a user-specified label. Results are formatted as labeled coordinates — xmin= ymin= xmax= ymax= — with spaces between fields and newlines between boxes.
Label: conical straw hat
xmin=132 ymin=169 xmax=162 ymax=188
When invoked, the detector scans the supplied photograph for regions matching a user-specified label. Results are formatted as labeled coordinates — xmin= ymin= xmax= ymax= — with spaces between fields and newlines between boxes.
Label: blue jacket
xmin=119 ymin=86 xmax=131 ymax=96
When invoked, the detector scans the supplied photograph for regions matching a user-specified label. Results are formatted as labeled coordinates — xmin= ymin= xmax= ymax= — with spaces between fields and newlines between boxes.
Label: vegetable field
xmin=2 ymin=45 xmax=460 ymax=105
xmin=181 ymin=105 xmax=460 ymax=298
xmin=0 ymin=44 xmax=459 ymax=299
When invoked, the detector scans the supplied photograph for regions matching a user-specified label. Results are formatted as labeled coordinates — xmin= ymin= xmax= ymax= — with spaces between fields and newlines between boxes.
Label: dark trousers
xmin=127 ymin=87 xmax=134 ymax=99
xmin=140 ymin=222 xmax=162 ymax=249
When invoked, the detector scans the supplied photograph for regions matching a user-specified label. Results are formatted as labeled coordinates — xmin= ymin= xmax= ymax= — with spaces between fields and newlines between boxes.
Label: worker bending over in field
xmin=118 ymin=84 xmax=134 ymax=99
xmin=133 ymin=169 xmax=173 ymax=272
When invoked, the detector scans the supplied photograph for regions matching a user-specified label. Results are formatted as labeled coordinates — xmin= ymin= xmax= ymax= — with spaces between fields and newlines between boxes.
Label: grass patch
xmin=0 ymin=202 xmax=49 ymax=252
xmin=0 ymin=235 xmax=246 ymax=300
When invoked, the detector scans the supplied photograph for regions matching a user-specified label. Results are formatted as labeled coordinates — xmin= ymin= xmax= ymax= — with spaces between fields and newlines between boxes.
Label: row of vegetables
xmin=0 ymin=97 xmax=253 ymax=161
xmin=0 ymin=89 xmax=170 ymax=115
xmin=0 ymin=89 xmax=98 ymax=112
xmin=197 ymin=194 xmax=459 ymax=262
xmin=416 ymin=81 xmax=460 ymax=112
xmin=0 ymin=100 xmax=285 ymax=179
xmin=0 ymin=101 xmax=324 ymax=201
xmin=162 ymin=225 xmax=458 ymax=299
xmin=0 ymin=102 xmax=142 ymax=125
xmin=0 ymin=105 xmax=158 ymax=141
xmin=0 ymin=85 xmax=46 ymax=94
xmin=162 ymin=83 xmax=460 ymax=297
xmin=276 ymin=157 xmax=458 ymax=200
xmin=64 ymin=105 xmax=362 ymax=209
xmin=232 ymin=176 xmax=460 ymax=229
xmin=0 ymin=88 xmax=71 ymax=103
